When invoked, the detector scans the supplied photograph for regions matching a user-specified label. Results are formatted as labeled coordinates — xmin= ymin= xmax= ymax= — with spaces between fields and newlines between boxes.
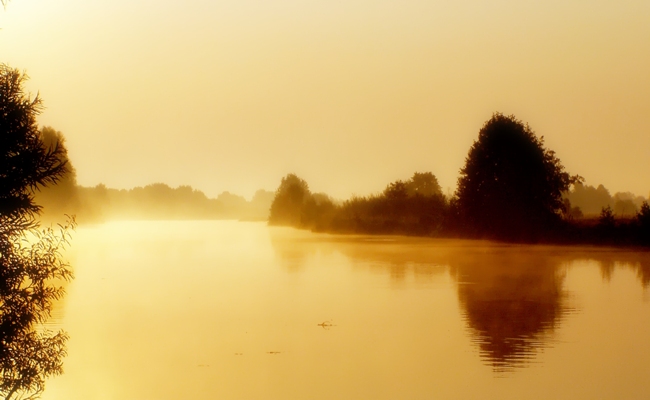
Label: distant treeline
xmin=33 ymin=120 xmax=650 ymax=246
xmin=38 ymin=182 xmax=274 ymax=223
xmin=565 ymin=182 xmax=647 ymax=217
xmin=268 ymin=114 xmax=650 ymax=247
xmin=35 ymin=128 xmax=273 ymax=223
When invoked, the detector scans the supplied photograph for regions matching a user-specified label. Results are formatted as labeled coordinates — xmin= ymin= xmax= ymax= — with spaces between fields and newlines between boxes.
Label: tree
xmin=268 ymin=174 xmax=311 ymax=226
xmin=637 ymin=201 xmax=650 ymax=245
xmin=33 ymin=127 xmax=80 ymax=222
xmin=564 ymin=182 xmax=613 ymax=216
xmin=0 ymin=64 xmax=74 ymax=400
xmin=598 ymin=205 xmax=615 ymax=228
xmin=406 ymin=172 xmax=442 ymax=197
xmin=455 ymin=113 xmax=574 ymax=240
xmin=383 ymin=180 xmax=408 ymax=200
xmin=248 ymin=189 xmax=275 ymax=220
xmin=638 ymin=202 xmax=650 ymax=226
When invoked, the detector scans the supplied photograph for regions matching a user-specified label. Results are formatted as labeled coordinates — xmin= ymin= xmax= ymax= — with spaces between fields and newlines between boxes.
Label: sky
xmin=2 ymin=0 xmax=649 ymax=200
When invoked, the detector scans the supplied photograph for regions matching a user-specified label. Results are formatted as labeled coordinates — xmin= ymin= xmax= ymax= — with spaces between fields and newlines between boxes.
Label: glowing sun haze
xmin=2 ymin=0 xmax=649 ymax=199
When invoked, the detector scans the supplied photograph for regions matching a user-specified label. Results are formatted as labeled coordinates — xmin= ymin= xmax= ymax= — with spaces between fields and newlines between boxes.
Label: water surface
xmin=43 ymin=220 xmax=650 ymax=399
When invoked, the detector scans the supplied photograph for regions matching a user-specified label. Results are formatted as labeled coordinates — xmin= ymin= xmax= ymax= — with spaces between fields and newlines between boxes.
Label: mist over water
xmin=42 ymin=221 xmax=650 ymax=400
xmin=3 ymin=1 xmax=650 ymax=398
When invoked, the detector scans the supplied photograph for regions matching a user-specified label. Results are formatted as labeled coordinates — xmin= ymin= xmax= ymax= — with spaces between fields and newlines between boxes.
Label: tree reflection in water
xmin=450 ymin=247 xmax=573 ymax=372
xmin=269 ymin=229 xmax=650 ymax=371
xmin=456 ymin=247 xmax=650 ymax=371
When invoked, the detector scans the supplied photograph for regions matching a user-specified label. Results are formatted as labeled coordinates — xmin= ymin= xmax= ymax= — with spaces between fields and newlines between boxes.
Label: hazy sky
xmin=2 ymin=0 xmax=649 ymax=199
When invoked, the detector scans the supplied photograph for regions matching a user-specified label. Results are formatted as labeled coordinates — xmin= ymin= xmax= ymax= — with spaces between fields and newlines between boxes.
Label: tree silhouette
xmin=268 ymin=174 xmax=311 ymax=226
xmin=0 ymin=64 xmax=74 ymax=400
xmin=383 ymin=180 xmax=408 ymax=200
xmin=564 ymin=182 xmax=613 ymax=216
xmin=33 ymin=127 xmax=80 ymax=222
xmin=638 ymin=202 xmax=650 ymax=245
xmin=406 ymin=172 xmax=442 ymax=197
xmin=455 ymin=113 xmax=574 ymax=240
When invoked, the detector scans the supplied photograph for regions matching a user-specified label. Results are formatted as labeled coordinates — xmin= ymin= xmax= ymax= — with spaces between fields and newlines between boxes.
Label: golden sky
xmin=2 ymin=0 xmax=649 ymax=199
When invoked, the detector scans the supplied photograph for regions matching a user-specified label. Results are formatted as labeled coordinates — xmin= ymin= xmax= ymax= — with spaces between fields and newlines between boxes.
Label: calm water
xmin=42 ymin=220 xmax=650 ymax=399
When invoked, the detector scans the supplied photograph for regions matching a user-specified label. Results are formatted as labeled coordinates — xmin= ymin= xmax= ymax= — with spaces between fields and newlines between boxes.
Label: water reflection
xmin=450 ymin=247 xmax=572 ymax=372
xmin=637 ymin=261 xmax=650 ymax=287
xmin=586 ymin=251 xmax=650 ymax=288
xmin=269 ymin=228 xmax=449 ymax=280
xmin=38 ymin=222 xmax=650 ymax=400
xmin=269 ymin=229 xmax=650 ymax=372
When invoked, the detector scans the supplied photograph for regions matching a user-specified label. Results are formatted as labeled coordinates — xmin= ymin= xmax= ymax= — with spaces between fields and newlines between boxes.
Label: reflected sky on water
xmin=41 ymin=221 xmax=650 ymax=400
xmin=270 ymin=228 xmax=650 ymax=373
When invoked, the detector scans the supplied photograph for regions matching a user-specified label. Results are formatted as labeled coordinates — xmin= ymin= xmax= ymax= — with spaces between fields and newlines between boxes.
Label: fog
xmin=2 ymin=0 xmax=649 ymax=199
xmin=40 ymin=221 xmax=650 ymax=399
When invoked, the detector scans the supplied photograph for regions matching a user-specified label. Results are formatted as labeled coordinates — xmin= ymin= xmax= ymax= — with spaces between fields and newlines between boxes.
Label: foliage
xmin=561 ymin=198 xmax=583 ymax=221
xmin=301 ymin=192 xmax=337 ymax=231
xmin=564 ymin=182 xmax=612 ymax=216
xmin=33 ymin=127 xmax=80 ymax=222
xmin=598 ymin=205 xmax=615 ymax=229
xmin=0 ymin=223 xmax=74 ymax=400
xmin=638 ymin=202 xmax=650 ymax=226
xmin=564 ymin=183 xmax=647 ymax=218
xmin=637 ymin=201 xmax=650 ymax=244
xmin=0 ymin=64 xmax=74 ymax=400
xmin=268 ymin=174 xmax=312 ymax=226
xmin=331 ymin=190 xmax=447 ymax=235
xmin=383 ymin=180 xmax=408 ymax=200
xmin=0 ymin=66 xmax=68 ymax=228
xmin=268 ymin=172 xmax=448 ymax=235
xmin=405 ymin=172 xmax=442 ymax=197
xmin=455 ymin=113 xmax=574 ymax=240
xmin=46 ymin=183 xmax=274 ymax=222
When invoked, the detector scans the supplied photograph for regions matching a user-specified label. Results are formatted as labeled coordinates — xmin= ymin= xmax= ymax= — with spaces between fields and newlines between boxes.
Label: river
xmin=42 ymin=220 xmax=650 ymax=399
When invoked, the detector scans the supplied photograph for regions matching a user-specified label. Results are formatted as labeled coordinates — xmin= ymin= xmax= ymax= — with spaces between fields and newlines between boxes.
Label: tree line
xmin=565 ymin=182 xmax=647 ymax=217
xmin=31 ymin=133 xmax=275 ymax=223
xmin=66 ymin=183 xmax=273 ymax=222
xmin=268 ymin=113 xmax=650 ymax=247
xmin=0 ymin=64 xmax=273 ymax=399
xmin=1 ymin=58 xmax=649 ymax=399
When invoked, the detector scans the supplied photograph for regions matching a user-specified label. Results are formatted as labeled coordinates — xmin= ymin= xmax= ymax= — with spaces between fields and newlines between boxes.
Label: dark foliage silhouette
xmin=406 ymin=172 xmax=442 ymax=197
xmin=266 ymin=114 xmax=648 ymax=247
xmin=637 ymin=202 xmax=650 ymax=245
xmin=0 ymin=70 xmax=68 ymax=224
xmin=598 ymin=205 xmax=615 ymax=229
xmin=330 ymin=179 xmax=447 ymax=235
xmin=268 ymin=172 xmax=448 ymax=235
xmin=33 ymin=127 xmax=80 ymax=222
xmin=0 ymin=64 xmax=74 ymax=400
xmin=455 ymin=113 xmax=575 ymax=240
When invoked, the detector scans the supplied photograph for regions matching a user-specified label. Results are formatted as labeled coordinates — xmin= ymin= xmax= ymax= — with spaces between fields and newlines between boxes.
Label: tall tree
xmin=0 ymin=64 xmax=74 ymax=400
xmin=455 ymin=113 xmax=574 ymax=240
